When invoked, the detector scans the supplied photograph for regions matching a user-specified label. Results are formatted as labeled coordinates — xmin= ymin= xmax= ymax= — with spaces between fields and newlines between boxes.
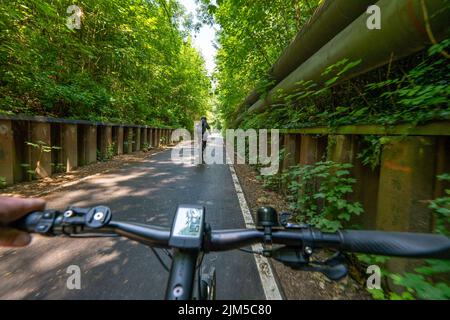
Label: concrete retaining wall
xmin=0 ymin=115 xmax=174 ymax=186
xmin=278 ymin=126 xmax=450 ymax=233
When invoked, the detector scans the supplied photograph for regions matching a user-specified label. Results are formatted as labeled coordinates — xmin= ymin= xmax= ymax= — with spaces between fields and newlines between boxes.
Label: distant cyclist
xmin=201 ymin=116 xmax=210 ymax=155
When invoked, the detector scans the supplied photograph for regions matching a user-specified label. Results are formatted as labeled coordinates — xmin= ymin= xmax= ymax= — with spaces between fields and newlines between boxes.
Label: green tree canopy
xmin=198 ymin=0 xmax=320 ymax=127
xmin=0 ymin=0 xmax=212 ymax=128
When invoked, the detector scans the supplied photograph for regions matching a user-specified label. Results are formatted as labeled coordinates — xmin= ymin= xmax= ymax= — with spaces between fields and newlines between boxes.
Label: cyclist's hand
xmin=0 ymin=196 xmax=46 ymax=247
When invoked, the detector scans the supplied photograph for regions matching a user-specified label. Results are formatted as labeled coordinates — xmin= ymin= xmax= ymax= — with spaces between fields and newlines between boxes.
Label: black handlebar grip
xmin=338 ymin=230 xmax=450 ymax=259
xmin=11 ymin=211 xmax=44 ymax=232
xmin=11 ymin=211 xmax=57 ymax=234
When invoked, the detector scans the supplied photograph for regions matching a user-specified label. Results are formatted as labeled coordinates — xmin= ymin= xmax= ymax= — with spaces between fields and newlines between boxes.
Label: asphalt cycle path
xmin=0 ymin=136 xmax=272 ymax=299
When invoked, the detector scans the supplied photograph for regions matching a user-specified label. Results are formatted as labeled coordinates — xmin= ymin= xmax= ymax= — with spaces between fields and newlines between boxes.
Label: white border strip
xmin=227 ymin=160 xmax=283 ymax=300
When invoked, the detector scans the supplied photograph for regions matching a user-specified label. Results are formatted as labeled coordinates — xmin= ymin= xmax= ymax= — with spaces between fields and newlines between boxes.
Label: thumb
xmin=0 ymin=228 xmax=32 ymax=247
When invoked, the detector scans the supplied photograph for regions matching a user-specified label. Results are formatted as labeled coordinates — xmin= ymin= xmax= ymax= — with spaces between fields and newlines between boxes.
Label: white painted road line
xmin=227 ymin=158 xmax=283 ymax=300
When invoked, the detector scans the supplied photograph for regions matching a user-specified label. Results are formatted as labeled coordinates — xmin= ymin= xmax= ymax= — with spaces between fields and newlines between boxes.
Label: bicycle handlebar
xmin=208 ymin=229 xmax=450 ymax=259
xmin=337 ymin=230 xmax=450 ymax=259
xmin=10 ymin=208 xmax=450 ymax=259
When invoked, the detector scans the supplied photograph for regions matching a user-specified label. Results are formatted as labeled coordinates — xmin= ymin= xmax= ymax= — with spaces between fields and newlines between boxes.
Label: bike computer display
xmin=169 ymin=205 xmax=205 ymax=249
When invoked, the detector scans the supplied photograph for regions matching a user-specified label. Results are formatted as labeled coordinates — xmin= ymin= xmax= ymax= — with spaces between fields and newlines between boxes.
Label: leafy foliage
xmin=207 ymin=6 xmax=450 ymax=130
xmin=97 ymin=142 xmax=116 ymax=161
xmin=356 ymin=136 xmax=393 ymax=171
xmin=284 ymin=161 xmax=363 ymax=232
xmin=259 ymin=160 xmax=363 ymax=232
xmin=0 ymin=0 xmax=211 ymax=128
xmin=388 ymin=174 xmax=450 ymax=300
xmin=254 ymin=147 xmax=287 ymax=191
xmin=430 ymin=173 xmax=450 ymax=236
xmin=0 ymin=176 xmax=6 ymax=189
xmin=235 ymin=39 xmax=450 ymax=130
xmin=23 ymin=140 xmax=61 ymax=179
xmin=198 ymin=0 xmax=320 ymax=128
xmin=142 ymin=142 xmax=152 ymax=151
xmin=363 ymin=174 xmax=450 ymax=300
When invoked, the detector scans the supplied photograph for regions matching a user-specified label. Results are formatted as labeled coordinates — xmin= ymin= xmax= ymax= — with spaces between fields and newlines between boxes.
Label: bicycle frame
xmin=165 ymin=249 xmax=199 ymax=300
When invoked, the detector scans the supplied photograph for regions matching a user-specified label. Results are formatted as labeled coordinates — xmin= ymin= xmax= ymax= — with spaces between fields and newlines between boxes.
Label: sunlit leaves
xmin=202 ymin=0 xmax=321 ymax=127
xmin=0 ymin=0 xmax=211 ymax=128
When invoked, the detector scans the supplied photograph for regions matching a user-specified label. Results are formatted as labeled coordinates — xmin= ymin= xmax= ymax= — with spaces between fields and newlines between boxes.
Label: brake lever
xmin=309 ymin=252 xmax=349 ymax=281
xmin=279 ymin=212 xmax=310 ymax=229
xmin=271 ymin=247 xmax=348 ymax=281
xmin=296 ymin=263 xmax=348 ymax=281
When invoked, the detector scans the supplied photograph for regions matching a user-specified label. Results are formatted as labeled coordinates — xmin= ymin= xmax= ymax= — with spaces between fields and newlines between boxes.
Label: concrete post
xmin=148 ymin=128 xmax=153 ymax=148
xmin=141 ymin=128 xmax=147 ymax=149
xmin=117 ymin=127 xmax=124 ymax=155
xmin=85 ymin=125 xmax=97 ymax=164
xmin=99 ymin=126 xmax=112 ymax=159
xmin=327 ymin=135 xmax=379 ymax=229
xmin=434 ymin=137 xmax=450 ymax=197
xmin=122 ymin=128 xmax=127 ymax=154
xmin=282 ymin=134 xmax=301 ymax=170
xmin=155 ymin=129 xmax=160 ymax=147
xmin=297 ymin=135 xmax=327 ymax=209
xmin=327 ymin=135 xmax=357 ymax=163
xmin=10 ymin=121 xmax=27 ymax=183
xmin=158 ymin=129 xmax=162 ymax=146
xmin=168 ymin=129 xmax=172 ymax=145
xmin=299 ymin=135 xmax=327 ymax=165
xmin=0 ymin=120 xmax=14 ymax=185
xmin=376 ymin=137 xmax=436 ymax=280
xmin=376 ymin=137 xmax=436 ymax=232
xmin=62 ymin=124 xmax=78 ymax=172
xmin=166 ymin=129 xmax=170 ymax=145
xmin=106 ymin=126 xmax=112 ymax=151
xmin=134 ymin=127 xmax=141 ymax=152
xmin=30 ymin=122 xmax=52 ymax=178
xmin=126 ymin=128 xmax=133 ymax=154
xmin=149 ymin=129 xmax=153 ymax=147
xmin=352 ymin=158 xmax=380 ymax=230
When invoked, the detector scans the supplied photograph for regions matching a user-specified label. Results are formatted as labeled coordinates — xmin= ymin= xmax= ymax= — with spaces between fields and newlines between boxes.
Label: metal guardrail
xmin=280 ymin=121 xmax=450 ymax=136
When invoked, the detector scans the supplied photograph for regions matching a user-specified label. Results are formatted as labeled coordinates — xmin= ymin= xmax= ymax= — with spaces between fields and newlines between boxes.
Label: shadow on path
xmin=0 ymin=147 xmax=265 ymax=300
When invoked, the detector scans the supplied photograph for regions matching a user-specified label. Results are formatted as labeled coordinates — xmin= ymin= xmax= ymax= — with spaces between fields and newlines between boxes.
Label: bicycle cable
xmin=150 ymin=247 xmax=170 ymax=272
xmin=238 ymin=248 xmax=263 ymax=255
